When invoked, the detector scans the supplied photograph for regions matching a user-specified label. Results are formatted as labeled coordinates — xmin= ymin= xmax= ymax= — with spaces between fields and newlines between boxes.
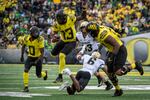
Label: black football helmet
xmin=55 ymin=9 xmax=67 ymax=25
xmin=30 ymin=26 xmax=40 ymax=39
xmin=85 ymin=22 xmax=99 ymax=38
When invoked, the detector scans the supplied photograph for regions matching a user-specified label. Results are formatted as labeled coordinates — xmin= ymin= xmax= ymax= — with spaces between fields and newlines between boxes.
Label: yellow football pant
xmin=59 ymin=53 xmax=66 ymax=74
xmin=23 ymin=72 xmax=29 ymax=87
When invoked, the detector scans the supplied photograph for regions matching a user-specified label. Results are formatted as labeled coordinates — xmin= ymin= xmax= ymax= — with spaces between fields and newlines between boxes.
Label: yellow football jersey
xmin=53 ymin=15 xmax=76 ymax=42
xmin=95 ymin=26 xmax=123 ymax=52
xmin=24 ymin=35 xmax=44 ymax=57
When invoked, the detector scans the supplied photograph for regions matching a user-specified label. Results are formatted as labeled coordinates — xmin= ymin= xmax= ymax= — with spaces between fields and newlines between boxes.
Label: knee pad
xmin=59 ymin=53 xmax=66 ymax=59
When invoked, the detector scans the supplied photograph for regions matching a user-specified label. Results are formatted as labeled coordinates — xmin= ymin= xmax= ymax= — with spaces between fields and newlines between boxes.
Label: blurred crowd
xmin=0 ymin=0 xmax=149 ymax=49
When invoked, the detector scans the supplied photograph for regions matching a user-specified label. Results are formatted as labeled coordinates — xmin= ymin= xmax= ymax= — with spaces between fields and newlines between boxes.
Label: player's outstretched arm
xmin=20 ymin=44 xmax=26 ymax=62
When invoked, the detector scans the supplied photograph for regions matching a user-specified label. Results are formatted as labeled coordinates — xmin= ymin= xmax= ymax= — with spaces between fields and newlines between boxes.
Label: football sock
xmin=131 ymin=63 xmax=136 ymax=69
xmin=41 ymin=71 xmax=46 ymax=78
xmin=59 ymin=53 xmax=66 ymax=74
xmin=23 ymin=72 xmax=29 ymax=87
xmin=115 ymin=85 xmax=121 ymax=90
xmin=108 ymin=73 xmax=121 ymax=90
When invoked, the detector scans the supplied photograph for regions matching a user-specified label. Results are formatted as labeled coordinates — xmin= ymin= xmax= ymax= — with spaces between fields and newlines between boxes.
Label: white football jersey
xmin=76 ymin=32 xmax=99 ymax=54
xmin=80 ymin=54 xmax=105 ymax=76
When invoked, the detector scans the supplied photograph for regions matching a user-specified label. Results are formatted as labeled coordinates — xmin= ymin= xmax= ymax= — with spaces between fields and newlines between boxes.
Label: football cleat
xmin=135 ymin=61 xmax=144 ymax=75
xmin=22 ymin=86 xmax=29 ymax=92
xmin=43 ymin=70 xmax=48 ymax=80
xmin=59 ymin=81 xmax=70 ymax=91
xmin=105 ymin=82 xmax=113 ymax=90
xmin=113 ymin=89 xmax=123 ymax=96
xmin=66 ymin=86 xmax=75 ymax=95
xmin=53 ymin=74 xmax=63 ymax=83
xmin=97 ymin=79 xmax=103 ymax=87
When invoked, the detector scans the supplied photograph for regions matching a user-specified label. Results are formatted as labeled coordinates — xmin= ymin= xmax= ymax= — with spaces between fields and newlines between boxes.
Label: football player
xmin=85 ymin=22 xmax=144 ymax=96
xmin=76 ymin=21 xmax=113 ymax=90
xmin=51 ymin=8 xmax=86 ymax=83
xmin=62 ymin=52 xmax=109 ymax=95
xmin=20 ymin=26 xmax=47 ymax=92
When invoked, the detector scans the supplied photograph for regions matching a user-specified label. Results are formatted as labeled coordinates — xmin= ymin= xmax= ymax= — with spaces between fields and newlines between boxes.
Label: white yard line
xmin=1 ymin=85 xmax=150 ymax=90
xmin=30 ymin=85 xmax=150 ymax=90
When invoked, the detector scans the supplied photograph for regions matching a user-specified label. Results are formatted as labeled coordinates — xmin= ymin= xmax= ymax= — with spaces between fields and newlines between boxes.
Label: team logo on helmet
xmin=87 ymin=23 xmax=98 ymax=30
xmin=91 ymin=51 xmax=101 ymax=59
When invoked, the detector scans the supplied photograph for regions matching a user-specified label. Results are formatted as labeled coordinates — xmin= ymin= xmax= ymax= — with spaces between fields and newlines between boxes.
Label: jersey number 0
xmin=29 ymin=46 xmax=35 ymax=56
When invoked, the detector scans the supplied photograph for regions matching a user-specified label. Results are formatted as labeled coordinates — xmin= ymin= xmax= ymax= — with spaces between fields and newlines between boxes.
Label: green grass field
xmin=0 ymin=64 xmax=150 ymax=100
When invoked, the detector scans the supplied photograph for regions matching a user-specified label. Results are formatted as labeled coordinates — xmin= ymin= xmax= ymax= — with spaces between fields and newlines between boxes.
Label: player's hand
xmin=76 ymin=53 xmax=83 ymax=60
xmin=20 ymin=56 xmax=24 ymax=62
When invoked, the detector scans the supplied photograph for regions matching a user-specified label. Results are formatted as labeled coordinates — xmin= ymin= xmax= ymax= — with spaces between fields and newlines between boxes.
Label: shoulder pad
xmin=69 ymin=15 xmax=76 ymax=22
xmin=24 ymin=35 xmax=29 ymax=42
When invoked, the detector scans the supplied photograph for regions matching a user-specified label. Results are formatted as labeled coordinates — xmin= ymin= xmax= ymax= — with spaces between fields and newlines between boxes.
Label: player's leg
xmin=54 ymin=41 xmax=76 ymax=83
xmin=51 ymin=40 xmax=65 ymax=83
xmin=66 ymin=71 xmax=91 ymax=95
xmin=76 ymin=71 xmax=91 ymax=92
xmin=23 ymin=57 xmax=32 ymax=92
xmin=95 ymin=72 xmax=113 ymax=90
xmin=106 ymin=53 xmax=123 ymax=96
xmin=114 ymin=45 xmax=144 ymax=76
xmin=35 ymin=58 xmax=47 ymax=80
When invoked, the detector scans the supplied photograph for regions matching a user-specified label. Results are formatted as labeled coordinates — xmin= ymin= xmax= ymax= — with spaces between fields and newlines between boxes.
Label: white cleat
xmin=59 ymin=81 xmax=70 ymax=91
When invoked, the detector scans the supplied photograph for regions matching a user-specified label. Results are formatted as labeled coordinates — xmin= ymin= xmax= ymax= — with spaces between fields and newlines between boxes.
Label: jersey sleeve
xmin=69 ymin=15 xmax=76 ymax=23
xmin=38 ymin=36 xmax=44 ymax=48
xmin=98 ymin=59 xmax=105 ymax=69
xmin=23 ymin=35 xmax=28 ymax=45
xmin=52 ymin=23 xmax=59 ymax=32
xmin=76 ymin=32 xmax=81 ymax=41
xmin=99 ymin=30 xmax=109 ymax=41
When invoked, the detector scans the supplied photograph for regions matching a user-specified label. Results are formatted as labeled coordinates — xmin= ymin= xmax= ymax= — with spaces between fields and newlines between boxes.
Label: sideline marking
xmin=0 ymin=92 xmax=51 ymax=97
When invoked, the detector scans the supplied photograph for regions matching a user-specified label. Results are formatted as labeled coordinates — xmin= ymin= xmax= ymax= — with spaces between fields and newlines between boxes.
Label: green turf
xmin=0 ymin=64 xmax=150 ymax=100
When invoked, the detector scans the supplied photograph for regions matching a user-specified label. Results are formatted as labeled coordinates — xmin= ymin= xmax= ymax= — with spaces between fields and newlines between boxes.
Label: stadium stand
xmin=0 ymin=0 xmax=149 ymax=49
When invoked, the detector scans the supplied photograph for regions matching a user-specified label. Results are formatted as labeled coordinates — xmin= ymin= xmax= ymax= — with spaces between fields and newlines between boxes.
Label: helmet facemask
xmin=56 ymin=9 xmax=67 ymax=25
xmin=30 ymin=26 xmax=40 ymax=39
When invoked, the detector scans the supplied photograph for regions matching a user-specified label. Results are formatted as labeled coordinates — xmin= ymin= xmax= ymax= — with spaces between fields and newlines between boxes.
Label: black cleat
xmin=53 ymin=74 xmax=63 ymax=83
xmin=97 ymin=78 xmax=103 ymax=87
xmin=105 ymin=82 xmax=113 ymax=90
xmin=135 ymin=61 xmax=144 ymax=75
xmin=66 ymin=86 xmax=75 ymax=95
xmin=22 ymin=86 xmax=29 ymax=92
xmin=43 ymin=70 xmax=48 ymax=80
xmin=113 ymin=89 xmax=123 ymax=97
